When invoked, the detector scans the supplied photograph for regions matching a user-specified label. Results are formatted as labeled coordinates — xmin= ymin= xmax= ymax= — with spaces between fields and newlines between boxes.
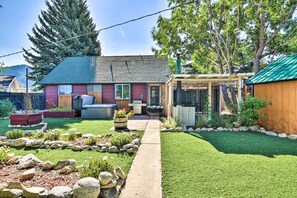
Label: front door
xmin=150 ymin=86 xmax=160 ymax=105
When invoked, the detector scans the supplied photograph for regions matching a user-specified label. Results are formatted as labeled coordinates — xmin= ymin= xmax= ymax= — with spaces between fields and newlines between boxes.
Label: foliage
xmin=84 ymin=136 xmax=98 ymax=145
xmin=6 ymin=129 xmax=24 ymax=139
xmin=208 ymin=113 xmax=226 ymax=128
xmin=163 ymin=117 xmax=180 ymax=129
xmin=25 ymin=94 xmax=33 ymax=112
xmin=0 ymin=99 xmax=15 ymax=118
xmin=152 ymin=0 xmax=296 ymax=74
xmin=196 ymin=116 xmax=208 ymax=128
xmin=113 ymin=109 xmax=134 ymax=119
xmin=67 ymin=130 xmax=77 ymax=141
xmin=238 ymin=96 xmax=270 ymax=126
xmin=44 ymin=130 xmax=61 ymax=141
xmin=48 ymin=107 xmax=73 ymax=112
xmin=111 ymin=134 xmax=133 ymax=148
xmin=79 ymin=159 xmax=114 ymax=178
xmin=23 ymin=0 xmax=101 ymax=85
xmin=0 ymin=146 xmax=9 ymax=164
xmin=34 ymin=130 xmax=44 ymax=139
xmin=227 ymin=103 xmax=238 ymax=114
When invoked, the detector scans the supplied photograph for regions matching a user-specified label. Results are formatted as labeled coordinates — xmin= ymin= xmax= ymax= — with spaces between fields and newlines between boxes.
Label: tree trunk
xmin=253 ymin=56 xmax=261 ymax=73
xmin=230 ymin=86 xmax=238 ymax=104
xmin=221 ymin=85 xmax=231 ymax=106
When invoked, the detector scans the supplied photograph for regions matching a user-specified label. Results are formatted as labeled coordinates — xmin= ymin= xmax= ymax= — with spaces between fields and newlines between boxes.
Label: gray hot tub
xmin=81 ymin=104 xmax=117 ymax=119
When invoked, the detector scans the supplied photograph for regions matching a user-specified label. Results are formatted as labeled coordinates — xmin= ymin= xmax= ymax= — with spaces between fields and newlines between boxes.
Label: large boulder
xmin=99 ymin=186 xmax=120 ymax=198
xmin=20 ymin=168 xmax=35 ymax=181
xmin=23 ymin=187 xmax=49 ymax=198
xmin=54 ymin=159 xmax=76 ymax=170
xmin=0 ymin=189 xmax=23 ymax=198
xmin=99 ymin=172 xmax=113 ymax=185
xmin=288 ymin=135 xmax=297 ymax=140
xmin=48 ymin=186 xmax=72 ymax=198
xmin=25 ymin=139 xmax=43 ymax=148
xmin=239 ymin=126 xmax=248 ymax=131
xmin=18 ymin=154 xmax=42 ymax=169
xmin=73 ymin=177 xmax=100 ymax=198
xmin=114 ymin=166 xmax=126 ymax=179
xmin=11 ymin=138 xmax=29 ymax=147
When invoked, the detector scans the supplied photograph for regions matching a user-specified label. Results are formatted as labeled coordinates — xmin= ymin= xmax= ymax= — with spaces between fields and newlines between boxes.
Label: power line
xmin=0 ymin=1 xmax=196 ymax=59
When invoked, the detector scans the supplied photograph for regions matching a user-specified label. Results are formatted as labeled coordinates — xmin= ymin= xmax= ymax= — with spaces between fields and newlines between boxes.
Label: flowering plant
xmin=113 ymin=109 xmax=134 ymax=119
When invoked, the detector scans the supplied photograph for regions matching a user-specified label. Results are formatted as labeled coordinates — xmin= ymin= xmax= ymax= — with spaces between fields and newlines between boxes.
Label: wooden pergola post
xmin=168 ymin=80 xmax=174 ymax=118
xmin=208 ymin=81 xmax=212 ymax=120
xmin=238 ymin=77 xmax=242 ymax=111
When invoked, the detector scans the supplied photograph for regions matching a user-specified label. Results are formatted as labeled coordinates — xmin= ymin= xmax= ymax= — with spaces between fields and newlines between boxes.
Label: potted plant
xmin=113 ymin=109 xmax=134 ymax=129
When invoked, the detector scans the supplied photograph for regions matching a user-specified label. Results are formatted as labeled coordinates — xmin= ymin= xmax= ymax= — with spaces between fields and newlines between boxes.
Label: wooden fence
xmin=0 ymin=92 xmax=44 ymax=110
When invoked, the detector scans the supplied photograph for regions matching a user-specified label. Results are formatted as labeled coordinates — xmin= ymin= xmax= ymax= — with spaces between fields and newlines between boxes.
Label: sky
xmin=0 ymin=0 xmax=169 ymax=66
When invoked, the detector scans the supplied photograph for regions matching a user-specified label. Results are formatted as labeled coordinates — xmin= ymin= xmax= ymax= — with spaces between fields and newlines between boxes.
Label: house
xmin=40 ymin=55 xmax=170 ymax=114
xmin=0 ymin=75 xmax=19 ymax=92
xmin=246 ymin=54 xmax=297 ymax=134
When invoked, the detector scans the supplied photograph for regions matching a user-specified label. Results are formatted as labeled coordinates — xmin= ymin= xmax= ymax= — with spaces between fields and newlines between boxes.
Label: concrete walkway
xmin=120 ymin=116 xmax=162 ymax=198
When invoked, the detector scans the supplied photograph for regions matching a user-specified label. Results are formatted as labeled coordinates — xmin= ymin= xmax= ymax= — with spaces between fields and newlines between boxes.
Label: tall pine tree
xmin=23 ymin=0 xmax=101 ymax=84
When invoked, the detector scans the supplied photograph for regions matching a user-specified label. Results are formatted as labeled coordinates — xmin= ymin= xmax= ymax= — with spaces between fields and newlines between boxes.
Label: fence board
xmin=0 ymin=92 xmax=44 ymax=110
xmin=58 ymin=95 xmax=72 ymax=109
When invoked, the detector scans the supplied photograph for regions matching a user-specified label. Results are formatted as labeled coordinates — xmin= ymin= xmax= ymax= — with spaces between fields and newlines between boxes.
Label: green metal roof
xmin=40 ymin=55 xmax=170 ymax=84
xmin=246 ymin=54 xmax=297 ymax=85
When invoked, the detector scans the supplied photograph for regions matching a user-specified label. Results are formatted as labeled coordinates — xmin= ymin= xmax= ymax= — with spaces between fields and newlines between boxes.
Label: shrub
xmin=113 ymin=109 xmax=134 ymax=119
xmin=34 ymin=130 xmax=44 ymax=139
xmin=84 ymin=136 xmax=98 ymax=145
xmin=111 ymin=134 xmax=133 ymax=148
xmin=6 ymin=129 xmax=24 ymax=139
xmin=0 ymin=99 xmax=15 ymax=118
xmin=79 ymin=159 xmax=114 ymax=178
xmin=48 ymin=107 xmax=73 ymax=112
xmin=44 ymin=130 xmax=60 ymax=141
xmin=208 ymin=113 xmax=226 ymax=128
xmin=0 ymin=146 xmax=10 ymax=164
xmin=67 ymin=130 xmax=77 ymax=141
xmin=238 ymin=96 xmax=270 ymax=126
xmin=196 ymin=116 xmax=208 ymax=128
xmin=163 ymin=118 xmax=179 ymax=129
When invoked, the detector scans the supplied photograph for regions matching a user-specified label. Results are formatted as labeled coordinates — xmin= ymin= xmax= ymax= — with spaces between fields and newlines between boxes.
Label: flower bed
xmin=43 ymin=111 xmax=76 ymax=118
xmin=10 ymin=113 xmax=42 ymax=126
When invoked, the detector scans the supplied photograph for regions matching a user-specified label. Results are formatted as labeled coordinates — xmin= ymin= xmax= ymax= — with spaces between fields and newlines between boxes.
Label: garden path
xmin=120 ymin=116 xmax=162 ymax=198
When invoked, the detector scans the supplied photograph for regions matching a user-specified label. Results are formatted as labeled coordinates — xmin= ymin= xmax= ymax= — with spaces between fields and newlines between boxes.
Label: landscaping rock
xmin=233 ymin=122 xmax=241 ymax=128
xmin=100 ymin=180 xmax=117 ymax=189
xmin=175 ymin=127 xmax=183 ymax=131
xmin=18 ymin=154 xmax=42 ymax=169
xmin=75 ymin=132 xmax=82 ymax=138
xmin=114 ymin=166 xmax=126 ymax=179
xmin=71 ymin=145 xmax=83 ymax=151
xmin=24 ymin=130 xmax=35 ymax=137
xmin=248 ymin=126 xmax=260 ymax=131
xmin=0 ymin=189 xmax=23 ymax=198
xmin=288 ymin=135 xmax=297 ymax=140
xmin=82 ymin=133 xmax=95 ymax=138
xmin=278 ymin=133 xmax=288 ymax=138
xmin=233 ymin=128 xmax=240 ymax=132
xmin=131 ymin=138 xmax=140 ymax=146
xmin=20 ymin=168 xmax=35 ymax=181
xmin=7 ymin=156 xmax=22 ymax=165
xmin=217 ymin=127 xmax=224 ymax=131
xmin=127 ymin=147 xmax=137 ymax=154
xmin=207 ymin=128 xmax=214 ymax=132
xmin=101 ymin=146 xmax=108 ymax=152
xmin=0 ymin=183 xmax=8 ymax=191
xmin=200 ymin=128 xmax=208 ymax=132
xmin=160 ymin=127 xmax=167 ymax=132
xmin=99 ymin=186 xmax=120 ymax=198
xmin=109 ymin=146 xmax=118 ymax=153
xmin=11 ymin=138 xmax=29 ymax=147
xmin=7 ymin=153 xmax=15 ymax=159
xmin=239 ymin=126 xmax=248 ymax=131
xmin=195 ymin=128 xmax=201 ymax=132
xmin=187 ymin=127 xmax=194 ymax=132
xmin=103 ymin=156 xmax=109 ymax=161
xmin=73 ymin=177 xmax=100 ymax=198
xmin=43 ymin=161 xmax=54 ymax=170
xmin=58 ymin=165 xmax=75 ymax=174
xmin=117 ymin=178 xmax=125 ymax=187
xmin=25 ymin=139 xmax=43 ymax=148
xmin=265 ymin=131 xmax=278 ymax=136
xmin=99 ymin=172 xmax=113 ymax=185
xmin=23 ymin=187 xmax=49 ymax=198
xmin=7 ymin=182 xmax=25 ymax=190
xmin=123 ymin=144 xmax=134 ymax=149
xmin=49 ymin=186 xmax=72 ymax=198
xmin=104 ymin=142 xmax=112 ymax=148
xmin=259 ymin=127 xmax=266 ymax=132
xmin=54 ymin=159 xmax=76 ymax=170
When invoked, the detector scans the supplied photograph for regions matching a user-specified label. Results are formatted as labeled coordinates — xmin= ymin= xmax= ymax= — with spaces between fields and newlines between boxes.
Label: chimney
xmin=176 ymin=52 xmax=181 ymax=74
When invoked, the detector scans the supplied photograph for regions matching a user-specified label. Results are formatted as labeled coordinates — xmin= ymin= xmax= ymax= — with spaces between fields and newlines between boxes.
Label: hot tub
xmin=81 ymin=104 xmax=117 ymax=119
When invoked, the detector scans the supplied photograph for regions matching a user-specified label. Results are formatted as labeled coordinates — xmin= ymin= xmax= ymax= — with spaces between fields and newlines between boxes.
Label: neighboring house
xmin=0 ymin=75 xmax=19 ymax=92
xmin=40 ymin=55 xmax=170 ymax=114
xmin=246 ymin=54 xmax=297 ymax=134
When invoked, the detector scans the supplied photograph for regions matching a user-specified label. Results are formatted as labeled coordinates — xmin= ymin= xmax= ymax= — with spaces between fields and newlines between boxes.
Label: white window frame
xmin=87 ymin=84 xmax=102 ymax=92
xmin=58 ymin=85 xmax=72 ymax=96
xmin=115 ymin=84 xmax=131 ymax=100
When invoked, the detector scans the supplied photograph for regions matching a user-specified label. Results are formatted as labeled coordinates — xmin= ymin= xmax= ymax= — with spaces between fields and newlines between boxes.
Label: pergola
xmin=165 ymin=73 xmax=254 ymax=123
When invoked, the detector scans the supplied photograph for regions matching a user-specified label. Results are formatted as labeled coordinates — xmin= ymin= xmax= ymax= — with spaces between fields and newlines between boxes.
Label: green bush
xmin=34 ymin=130 xmax=44 ymax=139
xmin=44 ymin=131 xmax=61 ymax=141
xmin=239 ymin=96 xmax=270 ymax=126
xmin=208 ymin=113 xmax=226 ymax=128
xmin=79 ymin=159 xmax=114 ymax=178
xmin=111 ymin=134 xmax=133 ymax=148
xmin=67 ymin=130 xmax=77 ymax=141
xmin=84 ymin=136 xmax=98 ymax=145
xmin=6 ymin=129 xmax=24 ymax=139
xmin=196 ymin=116 xmax=208 ymax=128
xmin=163 ymin=118 xmax=179 ymax=129
xmin=48 ymin=107 xmax=73 ymax=112
xmin=0 ymin=99 xmax=15 ymax=118
xmin=0 ymin=146 xmax=9 ymax=164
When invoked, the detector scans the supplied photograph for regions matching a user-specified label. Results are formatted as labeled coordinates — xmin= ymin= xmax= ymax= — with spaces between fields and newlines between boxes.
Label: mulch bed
xmin=0 ymin=164 xmax=80 ymax=189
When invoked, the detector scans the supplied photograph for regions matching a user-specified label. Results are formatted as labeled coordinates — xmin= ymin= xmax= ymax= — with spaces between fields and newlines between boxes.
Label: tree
xmin=152 ymin=0 xmax=296 ymax=74
xmin=24 ymin=0 xmax=101 ymax=84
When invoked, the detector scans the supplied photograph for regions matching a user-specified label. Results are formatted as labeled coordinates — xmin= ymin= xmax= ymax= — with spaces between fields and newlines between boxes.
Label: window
xmin=87 ymin=84 xmax=102 ymax=92
xmin=58 ymin=85 xmax=72 ymax=95
xmin=115 ymin=84 xmax=130 ymax=99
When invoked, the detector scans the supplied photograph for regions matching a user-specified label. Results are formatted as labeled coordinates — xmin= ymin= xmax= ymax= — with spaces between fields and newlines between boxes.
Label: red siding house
xmin=40 ymin=55 xmax=170 ymax=115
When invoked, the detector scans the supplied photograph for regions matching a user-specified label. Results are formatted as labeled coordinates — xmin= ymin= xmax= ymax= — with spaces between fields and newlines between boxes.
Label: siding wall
xmin=102 ymin=84 xmax=115 ymax=104
xmin=131 ymin=84 xmax=146 ymax=102
xmin=73 ymin=85 xmax=87 ymax=96
xmin=254 ymin=81 xmax=297 ymax=134
xmin=45 ymin=85 xmax=58 ymax=109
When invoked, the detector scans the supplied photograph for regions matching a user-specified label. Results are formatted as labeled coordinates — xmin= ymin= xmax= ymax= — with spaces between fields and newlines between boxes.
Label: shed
xmin=246 ymin=54 xmax=297 ymax=134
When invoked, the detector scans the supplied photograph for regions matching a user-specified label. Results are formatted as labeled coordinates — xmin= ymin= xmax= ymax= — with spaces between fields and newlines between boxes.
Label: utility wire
xmin=0 ymin=1 xmax=196 ymax=59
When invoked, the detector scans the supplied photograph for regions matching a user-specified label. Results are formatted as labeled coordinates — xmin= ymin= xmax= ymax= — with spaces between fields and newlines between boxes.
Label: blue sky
xmin=0 ymin=0 xmax=169 ymax=66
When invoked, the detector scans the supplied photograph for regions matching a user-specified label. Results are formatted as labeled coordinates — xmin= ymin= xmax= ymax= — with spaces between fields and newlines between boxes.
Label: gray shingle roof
xmin=40 ymin=55 xmax=170 ymax=84
xmin=0 ymin=75 xmax=15 ymax=87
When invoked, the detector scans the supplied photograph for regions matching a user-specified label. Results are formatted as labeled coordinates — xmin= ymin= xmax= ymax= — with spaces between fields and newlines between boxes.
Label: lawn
xmin=10 ymin=147 xmax=134 ymax=173
xmin=0 ymin=118 xmax=114 ymax=136
xmin=161 ymin=131 xmax=297 ymax=197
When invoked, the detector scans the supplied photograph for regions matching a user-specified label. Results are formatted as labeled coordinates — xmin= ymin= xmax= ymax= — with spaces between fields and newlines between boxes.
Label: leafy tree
xmin=24 ymin=0 xmax=101 ymax=84
xmin=152 ymin=0 xmax=296 ymax=74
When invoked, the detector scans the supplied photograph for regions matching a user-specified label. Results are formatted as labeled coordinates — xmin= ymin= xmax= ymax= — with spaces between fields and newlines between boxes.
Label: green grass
xmin=0 ymin=118 xmax=115 ymax=136
xmin=161 ymin=131 xmax=297 ymax=198
xmin=10 ymin=147 xmax=134 ymax=173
